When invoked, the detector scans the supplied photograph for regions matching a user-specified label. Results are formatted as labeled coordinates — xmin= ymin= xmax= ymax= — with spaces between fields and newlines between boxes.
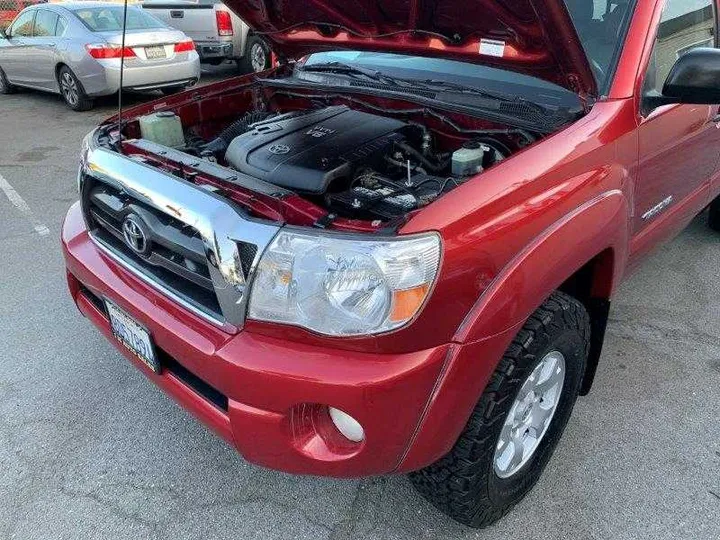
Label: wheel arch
xmin=54 ymin=61 xmax=70 ymax=91
xmin=54 ymin=61 xmax=67 ymax=80
xmin=454 ymin=190 xmax=628 ymax=343
xmin=0 ymin=63 xmax=15 ymax=90
xmin=236 ymin=20 xmax=252 ymax=56
xmin=53 ymin=62 xmax=93 ymax=110
xmin=557 ymin=248 xmax=615 ymax=394
xmin=396 ymin=190 xmax=629 ymax=472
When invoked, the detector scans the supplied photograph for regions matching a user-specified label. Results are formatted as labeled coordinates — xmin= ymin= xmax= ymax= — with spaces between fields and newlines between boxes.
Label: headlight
xmin=247 ymin=230 xmax=441 ymax=336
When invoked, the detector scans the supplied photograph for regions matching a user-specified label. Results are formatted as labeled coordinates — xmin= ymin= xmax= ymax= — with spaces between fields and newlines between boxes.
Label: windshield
xmin=300 ymin=51 xmax=582 ymax=111
xmin=563 ymin=1 xmax=636 ymax=91
xmin=72 ymin=6 xmax=166 ymax=32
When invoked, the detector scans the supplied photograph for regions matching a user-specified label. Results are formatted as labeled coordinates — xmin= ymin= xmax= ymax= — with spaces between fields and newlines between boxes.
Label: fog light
xmin=328 ymin=407 xmax=364 ymax=442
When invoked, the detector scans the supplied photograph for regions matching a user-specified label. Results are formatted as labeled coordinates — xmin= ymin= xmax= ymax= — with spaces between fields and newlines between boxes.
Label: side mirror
xmin=0 ymin=28 xmax=7 ymax=39
xmin=645 ymin=48 xmax=720 ymax=109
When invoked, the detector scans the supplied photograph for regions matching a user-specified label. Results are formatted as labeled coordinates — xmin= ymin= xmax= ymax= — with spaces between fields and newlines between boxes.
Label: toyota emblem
xmin=268 ymin=144 xmax=291 ymax=155
xmin=122 ymin=215 xmax=150 ymax=256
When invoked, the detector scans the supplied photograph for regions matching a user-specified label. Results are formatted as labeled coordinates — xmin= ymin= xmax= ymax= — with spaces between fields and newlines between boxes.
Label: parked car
xmin=0 ymin=2 xmax=200 ymax=110
xmin=62 ymin=0 xmax=720 ymax=528
xmin=140 ymin=0 xmax=270 ymax=73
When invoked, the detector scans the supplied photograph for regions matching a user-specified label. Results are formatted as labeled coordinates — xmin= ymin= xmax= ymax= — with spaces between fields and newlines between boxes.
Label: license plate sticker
xmin=145 ymin=46 xmax=166 ymax=59
xmin=105 ymin=300 xmax=160 ymax=374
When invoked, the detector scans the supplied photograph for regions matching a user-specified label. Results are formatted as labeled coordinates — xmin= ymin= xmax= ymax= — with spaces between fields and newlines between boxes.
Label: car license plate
xmin=105 ymin=300 xmax=160 ymax=373
xmin=145 ymin=46 xmax=166 ymax=59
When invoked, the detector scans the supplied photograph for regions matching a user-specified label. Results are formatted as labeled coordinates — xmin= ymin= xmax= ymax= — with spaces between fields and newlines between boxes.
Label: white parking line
xmin=0 ymin=172 xmax=50 ymax=236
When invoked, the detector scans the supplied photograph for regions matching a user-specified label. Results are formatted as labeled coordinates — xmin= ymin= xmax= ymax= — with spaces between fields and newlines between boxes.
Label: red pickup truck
xmin=61 ymin=0 xmax=720 ymax=527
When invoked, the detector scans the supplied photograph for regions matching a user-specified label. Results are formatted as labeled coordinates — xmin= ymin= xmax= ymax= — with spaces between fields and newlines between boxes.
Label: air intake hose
xmin=201 ymin=111 xmax=274 ymax=156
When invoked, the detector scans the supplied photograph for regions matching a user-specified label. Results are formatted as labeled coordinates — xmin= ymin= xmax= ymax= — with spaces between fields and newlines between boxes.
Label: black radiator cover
xmin=224 ymin=106 xmax=407 ymax=194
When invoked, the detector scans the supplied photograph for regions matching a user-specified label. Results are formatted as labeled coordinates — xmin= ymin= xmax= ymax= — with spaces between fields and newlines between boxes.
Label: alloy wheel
xmin=60 ymin=72 xmax=79 ymax=107
xmin=250 ymin=42 xmax=267 ymax=72
xmin=493 ymin=350 xmax=566 ymax=478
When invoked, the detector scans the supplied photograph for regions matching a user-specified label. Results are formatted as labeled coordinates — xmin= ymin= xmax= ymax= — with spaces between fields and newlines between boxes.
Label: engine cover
xmin=224 ymin=106 xmax=407 ymax=194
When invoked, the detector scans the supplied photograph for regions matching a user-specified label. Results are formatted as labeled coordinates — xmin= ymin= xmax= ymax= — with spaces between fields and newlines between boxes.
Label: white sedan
xmin=0 ymin=2 xmax=200 ymax=110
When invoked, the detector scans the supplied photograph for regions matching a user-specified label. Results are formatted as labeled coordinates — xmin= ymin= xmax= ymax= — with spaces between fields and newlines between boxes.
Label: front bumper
xmin=62 ymin=202 xmax=450 ymax=477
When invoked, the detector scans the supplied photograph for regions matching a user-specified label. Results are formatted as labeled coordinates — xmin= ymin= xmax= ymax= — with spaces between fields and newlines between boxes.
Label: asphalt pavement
xmin=1 ymin=68 xmax=719 ymax=540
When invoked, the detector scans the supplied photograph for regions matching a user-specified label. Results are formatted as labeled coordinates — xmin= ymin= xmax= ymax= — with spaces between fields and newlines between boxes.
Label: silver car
xmin=0 ymin=2 xmax=200 ymax=110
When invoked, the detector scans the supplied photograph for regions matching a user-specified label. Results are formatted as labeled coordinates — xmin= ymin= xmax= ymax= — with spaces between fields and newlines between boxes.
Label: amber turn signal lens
xmin=389 ymin=284 xmax=430 ymax=322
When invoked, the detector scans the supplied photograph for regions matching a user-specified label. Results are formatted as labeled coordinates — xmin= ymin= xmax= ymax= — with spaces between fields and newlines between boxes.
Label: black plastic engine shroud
xmin=224 ymin=106 xmax=408 ymax=194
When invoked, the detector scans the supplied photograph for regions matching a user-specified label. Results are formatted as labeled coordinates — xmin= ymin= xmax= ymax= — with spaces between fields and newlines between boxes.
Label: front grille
xmin=79 ymin=142 xmax=282 ymax=329
xmin=81 ymin=175 xmax=226 ymax=321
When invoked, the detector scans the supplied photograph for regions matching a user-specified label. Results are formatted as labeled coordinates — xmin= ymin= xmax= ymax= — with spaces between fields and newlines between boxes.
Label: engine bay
xmin=206 ymin=105 xmax=517 ymax=221
xmin=115 ymin=84 xmax=541 ymax=228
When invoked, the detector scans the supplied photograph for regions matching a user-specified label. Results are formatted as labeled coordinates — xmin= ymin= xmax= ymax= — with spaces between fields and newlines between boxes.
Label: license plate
xmin=145 ymin=46 xmax=166 ymax=59
xmin=105 ymin=300 xmax=160 ymax=373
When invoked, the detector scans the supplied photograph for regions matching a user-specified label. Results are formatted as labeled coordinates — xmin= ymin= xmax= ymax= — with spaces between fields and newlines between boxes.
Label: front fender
xmin=455 ymin=189 xmax=629 ymax=343
xmin=396 ymin=190 xmax=630 ymax=472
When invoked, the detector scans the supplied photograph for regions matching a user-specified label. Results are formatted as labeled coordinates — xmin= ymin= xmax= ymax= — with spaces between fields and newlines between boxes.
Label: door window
xmin=644 ymin=0 xmax=717 ymax=94
xmin=33 ymin=10 xmax=59 ymax=37
xmin=8 ymin=10 xmax=35 ymax=37
xmin=55 ymin=17 xmax=67 ymax=37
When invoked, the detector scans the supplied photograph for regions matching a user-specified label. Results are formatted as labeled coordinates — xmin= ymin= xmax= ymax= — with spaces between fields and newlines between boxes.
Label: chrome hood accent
xmin=79 ymin=135 xmax=281 ymax=331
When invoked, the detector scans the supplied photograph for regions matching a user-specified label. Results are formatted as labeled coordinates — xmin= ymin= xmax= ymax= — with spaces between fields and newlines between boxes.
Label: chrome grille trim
xmin=80 ymin=143 xmax=282 ymax=331
xmin=88 ymin=187 xmax=215 ymax=291
xmin=90 ymin=231 xmax=232 ymax=330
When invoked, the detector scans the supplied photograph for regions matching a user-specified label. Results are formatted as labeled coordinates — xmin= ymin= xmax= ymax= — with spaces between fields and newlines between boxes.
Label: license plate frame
xmin=145 ymin=45 xmax=166 ymax=60
xmin=105 ymin=300 xmax=161 ymax=374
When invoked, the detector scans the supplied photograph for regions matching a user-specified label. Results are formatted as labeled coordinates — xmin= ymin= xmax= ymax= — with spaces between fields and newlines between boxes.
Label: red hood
xmin=229 ymin=0 xmax=597 ymax=96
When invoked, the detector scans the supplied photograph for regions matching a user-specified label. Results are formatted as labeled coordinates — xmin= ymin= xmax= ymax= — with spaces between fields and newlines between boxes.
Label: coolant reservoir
xmin=138 ymin=111 xmax=185 ymax=148
xmin=452 ymin=141 xmax=488 ymax=177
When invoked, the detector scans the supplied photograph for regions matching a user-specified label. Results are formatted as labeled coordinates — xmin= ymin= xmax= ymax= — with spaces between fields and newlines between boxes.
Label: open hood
xmin=228 ymin=0 xmax=597 ymax=96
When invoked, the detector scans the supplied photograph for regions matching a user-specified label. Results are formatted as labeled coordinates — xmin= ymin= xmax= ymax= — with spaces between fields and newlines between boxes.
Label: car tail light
xmin=216 ymin=10 xmax=233 ymax=36
xmin=85 ymin=43 xmax=136 ymax=59
xmin=174 ymin=39 xmax=194 ymax=53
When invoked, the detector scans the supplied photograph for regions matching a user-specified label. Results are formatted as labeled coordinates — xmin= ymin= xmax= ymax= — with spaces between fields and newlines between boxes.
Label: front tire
xmin=57 ymin=66 xmax=93 ymax=111
xmin=409 ymin=291 xmax=590 ymax=528
xmin=0 ymin=66 xmax=16 ymax=94
xmin=709 ymin=196 xmax=720 ymax=232
xmin=237 ymin=36 xmax=270 ymax=74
